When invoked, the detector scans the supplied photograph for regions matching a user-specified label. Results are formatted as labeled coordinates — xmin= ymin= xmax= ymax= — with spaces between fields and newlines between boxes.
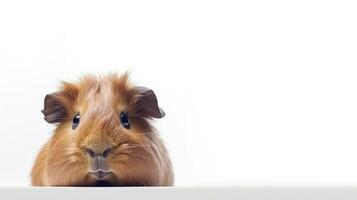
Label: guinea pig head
xmin=41 ymin=74 xmax=169 ymax=186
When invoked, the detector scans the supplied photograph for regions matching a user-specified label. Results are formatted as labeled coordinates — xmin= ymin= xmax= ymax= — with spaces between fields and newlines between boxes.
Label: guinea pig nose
xmin=86 ymin=148 xmax=96 ymax=158
xmin=86 ymin=147 xmax=112 ymax=158
xmin=102 ymin=148 xmax=112 ymax=158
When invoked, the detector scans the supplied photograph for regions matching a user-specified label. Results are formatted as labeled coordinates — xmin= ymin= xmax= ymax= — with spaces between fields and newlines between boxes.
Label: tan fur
xmin=31 ymin=74 xmax=174 ymax=186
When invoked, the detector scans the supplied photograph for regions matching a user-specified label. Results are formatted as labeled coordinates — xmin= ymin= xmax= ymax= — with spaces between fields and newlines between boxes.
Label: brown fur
xmin=31 ymin=73 xmax=174 ymax=186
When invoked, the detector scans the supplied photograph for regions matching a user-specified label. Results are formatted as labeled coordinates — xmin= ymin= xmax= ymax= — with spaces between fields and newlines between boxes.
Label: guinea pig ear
xmin=133 ymin=86 xmax=165 ymax=118
xmin=42 ymin=93 xmax=68 ymax=123
xmin=42 ymin=82 xmax=79 ymax=123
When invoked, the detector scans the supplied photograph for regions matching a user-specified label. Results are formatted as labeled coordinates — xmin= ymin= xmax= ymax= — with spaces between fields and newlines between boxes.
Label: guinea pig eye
xmin=72 ymin=113 xmax=80 ymax=129
xmin=120 ymin=111 xmax=130 ymax=129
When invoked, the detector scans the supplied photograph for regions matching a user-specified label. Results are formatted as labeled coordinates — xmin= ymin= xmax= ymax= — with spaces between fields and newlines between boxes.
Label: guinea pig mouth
xmin=90 ymin=171 xmax=112 ymax=180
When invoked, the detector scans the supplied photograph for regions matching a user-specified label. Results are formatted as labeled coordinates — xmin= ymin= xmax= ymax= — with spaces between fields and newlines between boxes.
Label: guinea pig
xmin=31 ymin=73 xmax=174 ymax=186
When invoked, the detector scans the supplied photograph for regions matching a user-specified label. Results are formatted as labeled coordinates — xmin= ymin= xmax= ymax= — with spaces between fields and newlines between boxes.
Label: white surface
xmin=0 ymin=0 xmax=357 ymax=186
xmin=2 ymin=187 xmax=357 ymax=200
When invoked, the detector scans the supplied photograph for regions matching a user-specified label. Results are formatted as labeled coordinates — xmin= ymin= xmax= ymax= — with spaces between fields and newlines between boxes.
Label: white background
xmin=0 ymin=0 xmax=357 ymax=187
